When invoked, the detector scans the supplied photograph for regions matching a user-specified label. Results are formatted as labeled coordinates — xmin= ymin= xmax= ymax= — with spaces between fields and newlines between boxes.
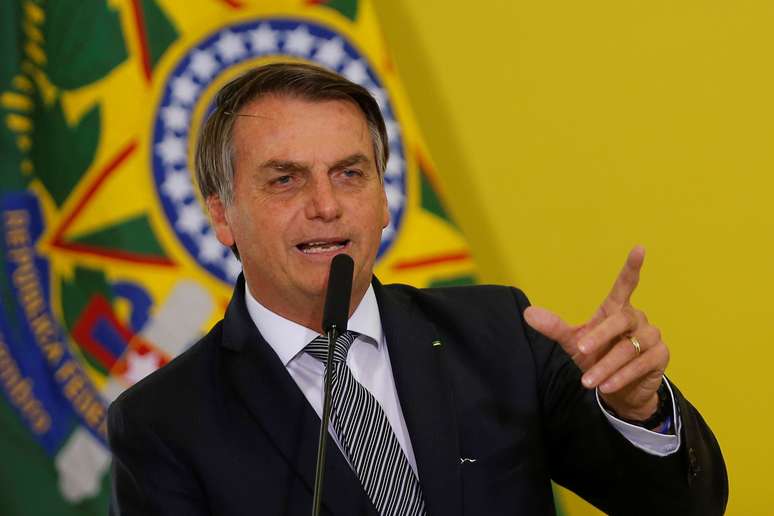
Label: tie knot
xmin=305 ymin=331 xmax=357 ymax=366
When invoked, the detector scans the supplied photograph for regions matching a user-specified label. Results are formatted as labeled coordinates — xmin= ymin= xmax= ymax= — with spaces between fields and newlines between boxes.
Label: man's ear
xmin=206 ymin=195 xmax=235 ymax=247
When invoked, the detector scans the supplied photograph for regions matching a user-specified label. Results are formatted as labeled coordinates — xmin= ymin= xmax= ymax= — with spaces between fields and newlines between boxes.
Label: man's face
xmin=208 ymin=95 xmax=389 ymax=326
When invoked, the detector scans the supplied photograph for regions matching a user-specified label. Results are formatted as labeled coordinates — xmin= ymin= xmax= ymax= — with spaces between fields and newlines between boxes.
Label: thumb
xmin=523 ymin=306 xmax=576 ymax=349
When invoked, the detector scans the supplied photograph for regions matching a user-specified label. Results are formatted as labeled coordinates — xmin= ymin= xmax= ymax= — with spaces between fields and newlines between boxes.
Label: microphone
xmin=322 ymin=254 xmax=354 ymax=333
xmin=312 ymin=253 xmax=354 ymax=516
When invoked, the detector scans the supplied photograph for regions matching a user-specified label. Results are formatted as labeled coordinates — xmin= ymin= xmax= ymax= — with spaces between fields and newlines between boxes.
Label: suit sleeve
xmin=108 ymin=398 xmax=211 ymax=516
xmin=510 ymin=287 xmax=728 ymax=516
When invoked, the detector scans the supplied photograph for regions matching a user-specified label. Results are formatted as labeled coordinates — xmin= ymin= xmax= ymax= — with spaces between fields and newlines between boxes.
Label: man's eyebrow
xmin=259 ymin=160 xmax=310 ymax=173
xmin=259 ymin=154 xmax=370 ymax=173
xmin=223 ymin=111 xmax=270 ymax=119
xmin=330 ymin=153 xmax=370 ymax=170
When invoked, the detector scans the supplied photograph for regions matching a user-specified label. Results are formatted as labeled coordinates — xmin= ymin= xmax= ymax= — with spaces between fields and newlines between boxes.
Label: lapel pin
xmin=431 ymin=340 xmax=442 ymax=348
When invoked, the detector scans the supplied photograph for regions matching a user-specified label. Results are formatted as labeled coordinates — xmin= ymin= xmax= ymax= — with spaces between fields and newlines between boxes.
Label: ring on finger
xmin=628 ymin=335 xmax=641 ymax=356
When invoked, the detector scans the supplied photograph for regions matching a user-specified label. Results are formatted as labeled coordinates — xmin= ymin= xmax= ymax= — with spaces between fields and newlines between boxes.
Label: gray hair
xmin=195 ymin=62 xmax=389 ymax=205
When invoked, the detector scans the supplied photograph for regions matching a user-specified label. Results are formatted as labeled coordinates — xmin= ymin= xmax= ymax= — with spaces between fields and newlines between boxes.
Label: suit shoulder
xmin=110 ymin=320 xmax=223 ymax=418
xmin=382 ymin=282 xmax=532 ymax=315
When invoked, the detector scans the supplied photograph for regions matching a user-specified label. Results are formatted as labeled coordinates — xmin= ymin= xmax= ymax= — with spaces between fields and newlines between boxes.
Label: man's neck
xmin=244 ymin=282 xmax=368 ymax=334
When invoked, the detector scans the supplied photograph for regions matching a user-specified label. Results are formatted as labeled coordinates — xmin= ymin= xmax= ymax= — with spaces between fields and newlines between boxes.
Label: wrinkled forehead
xmin=229 ymin=95 xmax=374 ymax=164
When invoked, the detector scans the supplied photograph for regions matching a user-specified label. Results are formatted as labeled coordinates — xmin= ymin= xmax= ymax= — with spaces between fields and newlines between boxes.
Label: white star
xmin=216 ymin=31 xmax=247 ymax=63
xmin=224 ymin=253 xmax=242 ymax=281
xmin=315 ymin=37 xmax=346 ymax=69
xmin=368 ymin=86 xmax=387 ymax=111
xmin=284 ymin=26 xmax=316 ymax=56
xmin=124 ymin=350 xmax=159 ymax=385
xmin=385 ymin=119 xmax=400 ymax=144
xmin=342 ymin=59 xmax=368 ymax=85
xmin=160 ymin=105 xmax=189 ymax=132
xmin=189 ymin=49 xmax=218 ymax=81
xmin=381 ymin=220 xmax=395 ymax=240
xmin=170 ymin=75 xmax=199 ymax=105
xmin=384 ymin=182 xmax=405 ymax=212
xmin=161 ymin=169 xmax=193 ymax=202
xmin=248 ymin=23 xmax=279 ymax=53
xmin=384 ymin=154 xmax=404 ymax=180
xmin=176 ymin=203 xmax=208 ymax=235
xmin=199 ymin=232 xmax=225 ymax=263
xmin=155 ymin=134 xmax=187 ymax=165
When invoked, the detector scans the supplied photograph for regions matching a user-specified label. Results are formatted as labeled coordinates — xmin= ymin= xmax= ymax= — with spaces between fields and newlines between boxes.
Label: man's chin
xmin=292 ymin=256 xmax=369 ymax=303
xmin=294 ymin=276 xmax=329 ymax=301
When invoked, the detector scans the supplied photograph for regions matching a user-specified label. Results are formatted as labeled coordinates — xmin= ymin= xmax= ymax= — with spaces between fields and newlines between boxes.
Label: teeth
xmin=299 ymin=241 xmax=345 ymax=254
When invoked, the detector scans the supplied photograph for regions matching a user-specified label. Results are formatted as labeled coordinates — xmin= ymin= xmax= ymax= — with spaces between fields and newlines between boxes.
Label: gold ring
xmin=628 ymin=335 xmax=641 ymax=356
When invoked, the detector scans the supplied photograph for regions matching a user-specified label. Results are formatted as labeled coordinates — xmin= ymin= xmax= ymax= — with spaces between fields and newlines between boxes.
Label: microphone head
xmin=322 ymin=254 xmax=354 ymax=333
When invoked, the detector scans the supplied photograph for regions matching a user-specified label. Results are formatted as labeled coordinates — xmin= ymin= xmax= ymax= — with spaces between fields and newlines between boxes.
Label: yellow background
xmin=374 ymin=1 xmax=774 ymax=514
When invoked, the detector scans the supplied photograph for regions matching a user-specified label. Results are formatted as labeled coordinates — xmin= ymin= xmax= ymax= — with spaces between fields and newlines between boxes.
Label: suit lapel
xmin=374 ymin=279 xmax=463 ymax=516
xmin=220 ymin=277 xmax=377 ymax=516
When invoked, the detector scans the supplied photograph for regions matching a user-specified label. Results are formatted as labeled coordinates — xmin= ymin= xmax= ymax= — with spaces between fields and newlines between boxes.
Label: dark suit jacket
xmin=109 ymin=277 xmax=727 ymax=515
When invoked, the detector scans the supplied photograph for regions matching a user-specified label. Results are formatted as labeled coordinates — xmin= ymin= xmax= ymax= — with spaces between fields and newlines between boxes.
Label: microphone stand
xmin=311 ymin=253 xmax=352 ymax=516
xmin=311 ymin=324 xmax=339 ymax=516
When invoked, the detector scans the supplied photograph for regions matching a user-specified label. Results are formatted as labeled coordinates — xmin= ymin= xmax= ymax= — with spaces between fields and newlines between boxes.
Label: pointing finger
xmin=524 ymin=306 xmax=576 ymax=351
xmin=577 ymin=307 xmax=638 ymax=355
xmin=606 ymin=246 xmax=645 ymax=307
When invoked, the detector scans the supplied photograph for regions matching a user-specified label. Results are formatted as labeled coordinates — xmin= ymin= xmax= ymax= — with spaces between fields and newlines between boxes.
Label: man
xmin=108 ymin=63 xmax=727 ymax=515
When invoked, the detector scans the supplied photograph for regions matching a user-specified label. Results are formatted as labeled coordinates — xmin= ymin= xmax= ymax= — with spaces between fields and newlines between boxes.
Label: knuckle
xmin=612 ymin=370 xmax=632 ymax=389
xmin=660 ymin=344 xmax=670 ymax=364
xmin=643 ymin=324 xmax=660 ymax=344
xmin=589 ymin=364 xmax=605 ymax=379
xmin=629 ymin=351 xmax=646 ymax=371
xmin=621 ymin=339 xmax=638 ymax=363
xmin=604 ymin=314 xmax=622 ymax=336
xmin=626 ymin=308 xmax=640 ymax=329
xmin=644 ymin=345 xmax=668 ymax=372
xmin=598 ymin=349 xmax=619 ymax=372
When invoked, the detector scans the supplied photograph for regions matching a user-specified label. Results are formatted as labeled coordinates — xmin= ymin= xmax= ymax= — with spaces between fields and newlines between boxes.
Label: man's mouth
xmin=296 ymin=239 xmax=350 ymax=254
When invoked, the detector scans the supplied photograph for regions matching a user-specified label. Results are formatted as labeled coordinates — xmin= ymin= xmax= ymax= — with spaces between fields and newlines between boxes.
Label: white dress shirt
xmin=244 ymin=284 xmax=680 ymax=472
xmin=245 ymin=284 xmax=419 ymax=473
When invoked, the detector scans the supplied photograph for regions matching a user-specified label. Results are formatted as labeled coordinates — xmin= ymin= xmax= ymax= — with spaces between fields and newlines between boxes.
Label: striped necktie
xmin=306 ymin=332 xmax=427 ymax=516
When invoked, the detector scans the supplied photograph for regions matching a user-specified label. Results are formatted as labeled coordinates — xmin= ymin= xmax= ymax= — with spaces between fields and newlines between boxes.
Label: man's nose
xmin=304 ymin=175 xmax=342 ymax=221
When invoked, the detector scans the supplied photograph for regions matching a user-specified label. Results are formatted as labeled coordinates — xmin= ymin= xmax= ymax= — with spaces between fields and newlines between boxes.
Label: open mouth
xmin=296 ymin=239 xmax=350 ymax=254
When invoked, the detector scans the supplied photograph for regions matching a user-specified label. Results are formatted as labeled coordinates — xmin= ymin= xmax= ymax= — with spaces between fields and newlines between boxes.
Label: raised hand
xmin=523 ymin=246 xmax=669 ymax=421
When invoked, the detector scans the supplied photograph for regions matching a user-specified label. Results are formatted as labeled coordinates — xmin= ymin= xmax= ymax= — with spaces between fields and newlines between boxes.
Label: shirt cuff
xmin=596 ymin=377 xmax=682 ymax=457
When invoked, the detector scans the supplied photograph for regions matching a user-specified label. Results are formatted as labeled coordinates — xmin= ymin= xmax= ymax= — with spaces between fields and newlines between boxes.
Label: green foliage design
xmin=60 ymin=266 xmax=114 ymax=334
xmin=323 ymin=0 xmax=359 ymax=21
xmin=68 ymin=214 xmax=168 ymax=259
xmin=60 ymin=266 xmax=118 ymax=375
xmin=141 ymin=0 xmax=179 ymax=71
xmin=0 ymin=398 xmax=109 ymax=515
xmin=0 ymin=1 xmax=29 ymax=193
xmin=420 ymin=167 xmax=456 ymax=227
xmin=0 ymin=130 xmax=28 ymax=193
xmin=43 ymin=0 xmax=128 ymax=90
xmin=428 ymin=275 xmax=476 ymax=288
xmin=30 ymin=90 xmax=100 ymax=207
xmin=0 ymin=1 xmax=22 ymax=89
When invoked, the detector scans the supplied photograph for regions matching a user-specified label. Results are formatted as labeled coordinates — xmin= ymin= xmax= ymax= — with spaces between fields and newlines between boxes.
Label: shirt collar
xmin=244 ymin=283 xmax=383 ymax=367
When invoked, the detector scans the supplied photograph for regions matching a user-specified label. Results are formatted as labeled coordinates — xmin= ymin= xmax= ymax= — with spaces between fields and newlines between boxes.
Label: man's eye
xmin=272 ymin=175 xmax=292 ymax=185
xmin=342 ymin=169 xmax=362 ymax=178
